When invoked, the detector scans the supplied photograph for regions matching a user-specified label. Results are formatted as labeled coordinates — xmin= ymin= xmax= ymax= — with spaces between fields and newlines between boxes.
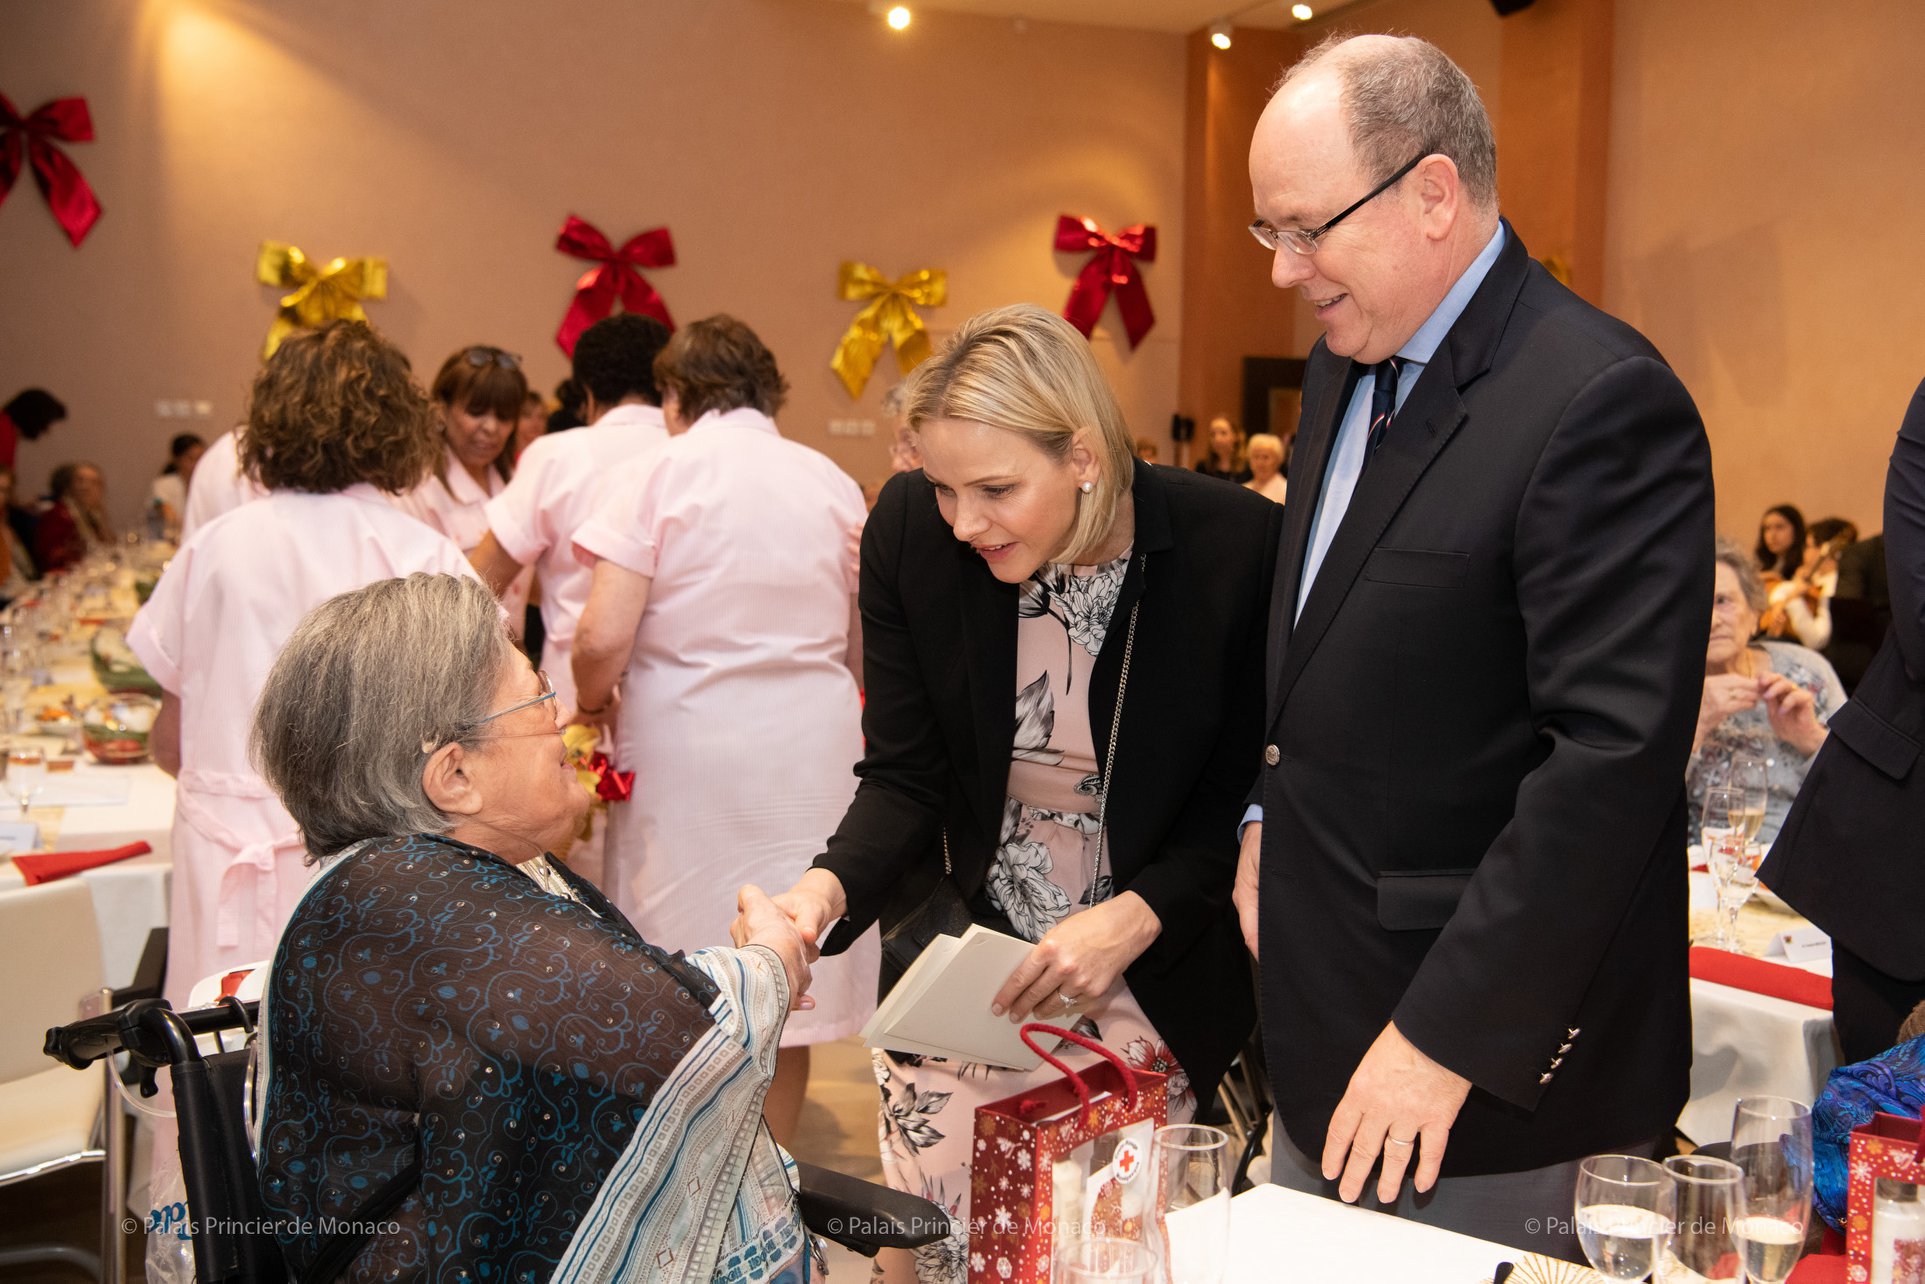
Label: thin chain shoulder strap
xmin=1089 ymin=555 xmax=1142 ymax=893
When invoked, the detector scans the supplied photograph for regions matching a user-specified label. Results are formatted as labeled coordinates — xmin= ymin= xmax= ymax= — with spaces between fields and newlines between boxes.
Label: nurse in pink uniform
xmin=389 ymin=345 xmax=532 ymax=622
xmin=129 ymin=321 xmax=476 ymax=1005
xmin=573 ymin=314 xmax=878 ymax=1146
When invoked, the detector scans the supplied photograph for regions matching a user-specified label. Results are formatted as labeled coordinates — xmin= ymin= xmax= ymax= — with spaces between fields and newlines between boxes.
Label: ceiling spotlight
xmin=1291 ymin=3 xmax=1314 ymax=18
xmin=1209 ymin=19 xmax=1233 ymax=49
xmin=886 ymin=4 xmax=912 ymax=29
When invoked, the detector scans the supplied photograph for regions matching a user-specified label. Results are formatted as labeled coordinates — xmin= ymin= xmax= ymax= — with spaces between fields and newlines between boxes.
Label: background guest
xmin=149 ymin=432 xmax=206 ymax=534
xmin=1755 ymin=502 xmax=1806 ymax=580
xmin=126 ymin=319 xmax=474 ymax=1008
xmin=1244 ymin=432 xmax=1289 ymax=504
xmin=572 ymin=314 xmax=874 ymax=1147
xmin=252 ymin=572 xmax=815 ymax=1283
xmin=33 ymin=460 xmax=113 ymax=572
xmin=1762 ymin=515 xmax=1856 ymax=648
xmin=0 ymin=388 xmax=66 ymax=470
xmin=180 ymin=427 xmax=267 ymax=539
xmin=390 ymin=344 xmax=531 ymax=622
xmin=1690 ymin=536 xmax=1842 ymax=846
xmin=1193 ymin=412 xmax=1252 ymax=482
xmin=0 ymin=467 xmax=34 ymax=600
xmin=882 ymin=382 xmax=920 ymax=474
xmin=1763 ymin=377 xmax=1925 ymax=1064
xmin=758 ymin=304 xmax=1279 ymax=1283
xmin=547 ymin=377 xmax=587 ymax=435
xmin=1135 ymin=435 xmax=1160 ymax=463
xmin=513 ymin=387 xmax=547 ymax=459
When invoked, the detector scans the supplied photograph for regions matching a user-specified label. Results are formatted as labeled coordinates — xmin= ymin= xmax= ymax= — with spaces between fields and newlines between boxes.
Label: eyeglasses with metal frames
xmin=1249 ymin=151 xmax=1428 ymax=256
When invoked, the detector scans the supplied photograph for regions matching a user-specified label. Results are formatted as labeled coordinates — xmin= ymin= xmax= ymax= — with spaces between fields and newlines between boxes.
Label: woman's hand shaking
xmin=732 ymin=883 xmax=816 ymax=1011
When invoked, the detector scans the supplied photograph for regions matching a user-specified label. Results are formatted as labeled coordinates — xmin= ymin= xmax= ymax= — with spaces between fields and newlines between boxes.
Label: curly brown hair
xmin=241 ymin=321 xmax=439 ymax=495
xmin=653 ymin=315 xmax=788 ymax=423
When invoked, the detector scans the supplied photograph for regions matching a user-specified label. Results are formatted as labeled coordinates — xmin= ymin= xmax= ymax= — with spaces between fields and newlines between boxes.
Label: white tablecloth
xmin=1228 ymin=1183 xmax=1583 ymax=1281
xmin=0 ymin=760 xmax=175 ymax=988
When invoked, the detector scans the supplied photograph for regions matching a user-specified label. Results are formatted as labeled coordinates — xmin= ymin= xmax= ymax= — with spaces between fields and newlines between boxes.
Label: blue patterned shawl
xmin=1813 ymin=1032 xmax=1925 ymax=1230
xmin=255 ymin=834 xmax=809 ymax=1282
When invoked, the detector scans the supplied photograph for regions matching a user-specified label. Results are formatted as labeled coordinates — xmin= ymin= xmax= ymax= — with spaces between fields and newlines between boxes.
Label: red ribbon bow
xmin=0 ymin=92 xmax=102 ymax=247
xmin=553 ymin=214 xmax=675 ymax=356
xmin=1055 ymin=215 xmax=1156 ymax=349
xmin=582 ymin=751 xmax=635 ymax=804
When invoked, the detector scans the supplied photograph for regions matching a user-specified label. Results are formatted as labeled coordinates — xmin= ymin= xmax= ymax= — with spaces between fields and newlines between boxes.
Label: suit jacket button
xmin=1264 ymin=744 xmax=1280 ymax=767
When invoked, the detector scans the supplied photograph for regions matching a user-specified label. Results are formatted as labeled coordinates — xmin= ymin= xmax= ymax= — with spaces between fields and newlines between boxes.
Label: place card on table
xmin=0 ymin=820 xmax=42 ymax=855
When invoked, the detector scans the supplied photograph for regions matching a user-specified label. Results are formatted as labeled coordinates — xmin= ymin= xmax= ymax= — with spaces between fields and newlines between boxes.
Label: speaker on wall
xmin=1490 ymin=0 xmax=1536 ymax=13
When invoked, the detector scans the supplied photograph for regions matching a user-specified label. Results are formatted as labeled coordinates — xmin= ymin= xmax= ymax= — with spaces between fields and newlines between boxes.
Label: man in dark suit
xmin=1231 ymin=35 xmax=1714 ymax=1252
xmin=1762 ymin=379 xmax=1925 ymax=1065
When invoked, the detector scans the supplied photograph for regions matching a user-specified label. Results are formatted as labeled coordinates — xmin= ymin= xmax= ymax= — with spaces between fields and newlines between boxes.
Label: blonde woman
xmin=1245 ymin=432 xmax=1289 ymax=503
xmin=751 ymin=303 xmax=1281 ymax=1283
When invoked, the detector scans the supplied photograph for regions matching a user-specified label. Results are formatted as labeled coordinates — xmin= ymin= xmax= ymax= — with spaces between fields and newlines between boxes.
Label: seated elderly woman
xmin=250 ymin=572 xmax=818 ymax=1283
xmin=1688 ymin=536 xmax=1845 ymax=846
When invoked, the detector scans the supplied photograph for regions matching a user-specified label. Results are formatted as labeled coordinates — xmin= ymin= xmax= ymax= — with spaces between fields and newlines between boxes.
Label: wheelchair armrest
xmin=111 ymin=927 xmax=168 ymax=1006
xmin=794 ymin=1160 xmax=950 ymax=1256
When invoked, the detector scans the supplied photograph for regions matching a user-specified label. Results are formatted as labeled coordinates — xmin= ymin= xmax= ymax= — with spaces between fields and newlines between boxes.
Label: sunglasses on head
xmin=464 ymin=346 xmax=522 ymax=371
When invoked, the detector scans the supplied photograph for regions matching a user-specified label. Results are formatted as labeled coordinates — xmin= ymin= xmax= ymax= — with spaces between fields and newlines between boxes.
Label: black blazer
xmin=1254 ymin=225 xmax=1715 ymax=1176
xmin=1762 ymin=379 xmax=1925 ymax=979
xmin=816 ymin=462 xmax=1282 ymax=1098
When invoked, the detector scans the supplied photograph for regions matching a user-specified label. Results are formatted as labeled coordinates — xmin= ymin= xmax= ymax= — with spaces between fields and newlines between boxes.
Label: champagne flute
xmin=1576 ymin=1154 xmax=1674 ymax=1281
xmin=1658 ymin=1154 xmax=1742 ymax=1283
xmin=1729 ymin=753 xmax=1769 ymax=846
xmin=1700 ymin=787 xmax=1743 ymax=948
xmin=1055 ymin=1235 xmax=1153 ymax=1284
xmin=1151 ymin=1124 xmax=1230 ymax=1284
xmin=1729 ymin=1096 xmax=1813 ymax=1284
xmin=7 ymin=744 xmax=46 ymax=817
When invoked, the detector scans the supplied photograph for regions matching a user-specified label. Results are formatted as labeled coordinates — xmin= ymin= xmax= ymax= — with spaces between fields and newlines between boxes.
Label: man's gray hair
xmin=251 ymin=573 xmax=515 ymax=860
xmin=1283 ymin=34 xmax=1498 ymax=212
xmin=1713 ymin=535 xmax=1769 ymax=615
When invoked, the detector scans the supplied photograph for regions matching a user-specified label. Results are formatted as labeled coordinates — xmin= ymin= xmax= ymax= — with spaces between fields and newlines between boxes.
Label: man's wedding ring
xmin=1385 ymin=1136 xmax=1415 ymax=1147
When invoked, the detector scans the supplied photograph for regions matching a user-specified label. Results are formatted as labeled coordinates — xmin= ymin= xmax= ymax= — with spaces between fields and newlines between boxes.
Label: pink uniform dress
xmin=179 ymin=429 xmax=267 ymax=539
xmin=388 ymin=445 xmax=532 ymax=623
xmin=481 ymin=403 xmax=668 ymax=717
xmin=572 ymin=406 xmax=880 ymax=1046
xmin=872 ymin=551 xmax=1194 ymax=1284
xmin=126 ymin=486 xmax=475 ymax=1005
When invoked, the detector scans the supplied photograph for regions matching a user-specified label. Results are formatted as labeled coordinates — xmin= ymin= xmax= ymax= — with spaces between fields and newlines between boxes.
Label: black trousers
xmin=1832 ymin=941 xmax=1925 ymax=1065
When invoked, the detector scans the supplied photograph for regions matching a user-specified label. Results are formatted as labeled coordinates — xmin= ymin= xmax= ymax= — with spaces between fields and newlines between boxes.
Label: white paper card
xmin=862 ymin=925 xmax=1044 ymax=1071
xmin=0 ymin=820 xmax=42 ymax=855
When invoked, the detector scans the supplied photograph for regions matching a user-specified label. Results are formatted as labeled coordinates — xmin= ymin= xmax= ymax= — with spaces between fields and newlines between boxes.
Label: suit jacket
xmin=816 ymin=462 xmax=1282 ymax=1098
xmin=1762 ymin=379 xmax=1925 ymax=978
xmin=1255 ymin=225 xmax=1715 ymax=1176
xmin=1825 ymin=534 xmax=1891 ymax=693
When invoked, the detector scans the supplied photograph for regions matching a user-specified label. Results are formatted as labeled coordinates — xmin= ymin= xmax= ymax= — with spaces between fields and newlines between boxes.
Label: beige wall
xmin=1605 ymin=0 xmax=1925 ymax=540
xmin=0 ymin=0 xmax=1187 ymax=527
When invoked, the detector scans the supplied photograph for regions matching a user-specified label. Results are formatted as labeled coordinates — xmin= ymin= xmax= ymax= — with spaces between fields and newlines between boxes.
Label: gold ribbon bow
xmin=831 ymin=262 xmax=947 ymax=399
xmin=256 ymin=241 xmax=389 ymax=360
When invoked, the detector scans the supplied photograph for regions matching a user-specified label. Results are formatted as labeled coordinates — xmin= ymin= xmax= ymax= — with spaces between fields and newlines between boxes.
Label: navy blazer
xmin=815 ymin=462 xmax=1281 ymax=1098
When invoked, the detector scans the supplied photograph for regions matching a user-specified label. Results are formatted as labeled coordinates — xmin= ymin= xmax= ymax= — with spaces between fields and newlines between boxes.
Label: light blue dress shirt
xmin=1243 ymin=224 xmax=1507 ymax=839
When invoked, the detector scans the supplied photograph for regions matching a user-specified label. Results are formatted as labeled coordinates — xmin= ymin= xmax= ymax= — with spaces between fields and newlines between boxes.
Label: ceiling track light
xmin=1209 ymin=18 xmax=1233 ymax=49
xmin=868 ymin=1 xmax=912 ymax=31
xmin=1291 ymin=3 xmax=1315 ymax=19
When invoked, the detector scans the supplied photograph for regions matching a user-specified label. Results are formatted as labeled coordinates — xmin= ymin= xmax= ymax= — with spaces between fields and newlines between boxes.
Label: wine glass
xmin=1055 ymin=1235 xmax=1154 ymax=1284
xmin=1729 ymin=754 xmax=1769 ymax=848
xmin=1700 ymin=787 xmax=1743 ymax=948
xmin=1576 ymin=1154 xmax=1674 ymax=1281
xmin=7 ymin=744 xmax=46 ymax=816
xmin=1658 ymin=1154 xmax=1742 ymax=1283
xmin=1151 ymin=1124 xmax=1230 ymax=1284
xmin=1729 ymin=1096 xmax=1813 ymax=1283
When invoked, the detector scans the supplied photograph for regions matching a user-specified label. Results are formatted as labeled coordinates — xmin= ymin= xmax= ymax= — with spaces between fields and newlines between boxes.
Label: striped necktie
xmin=1362 ymin=356 xmax=1404 ymax=471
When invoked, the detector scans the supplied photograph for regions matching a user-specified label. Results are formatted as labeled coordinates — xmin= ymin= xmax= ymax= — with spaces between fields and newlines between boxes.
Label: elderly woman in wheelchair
xmin=247 ymin=572 xmax=823 ymax=1282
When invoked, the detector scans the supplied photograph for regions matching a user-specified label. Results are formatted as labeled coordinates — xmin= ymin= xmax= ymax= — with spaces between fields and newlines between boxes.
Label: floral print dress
xmin=873 ymin=550 xmax=1194 ymax=1283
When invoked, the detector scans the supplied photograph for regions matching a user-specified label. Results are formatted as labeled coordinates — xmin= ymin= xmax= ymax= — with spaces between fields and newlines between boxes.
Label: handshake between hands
xmin=730 ymin=870 xmax=847 ymax=1013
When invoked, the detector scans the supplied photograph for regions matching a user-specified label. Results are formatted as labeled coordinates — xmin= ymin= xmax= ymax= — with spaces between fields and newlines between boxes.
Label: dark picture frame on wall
xmin=1241 ymin=355 xmax=1307 ymax=474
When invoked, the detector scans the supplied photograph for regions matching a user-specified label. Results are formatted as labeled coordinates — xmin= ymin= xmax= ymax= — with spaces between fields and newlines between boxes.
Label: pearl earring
xmin=1080 ymin=481 xmax=1094 ymax=494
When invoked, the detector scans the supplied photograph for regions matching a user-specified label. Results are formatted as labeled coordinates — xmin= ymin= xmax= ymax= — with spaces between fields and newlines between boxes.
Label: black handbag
xmin=876 ymin=594 xmax=1140 ymax=995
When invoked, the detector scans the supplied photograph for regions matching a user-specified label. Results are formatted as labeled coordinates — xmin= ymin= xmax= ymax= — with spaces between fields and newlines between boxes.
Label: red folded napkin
xmin=12 ymin=841 xmax=153 ymax=886
xmin=1690 ymin=945 xmax=1833 ymax=1010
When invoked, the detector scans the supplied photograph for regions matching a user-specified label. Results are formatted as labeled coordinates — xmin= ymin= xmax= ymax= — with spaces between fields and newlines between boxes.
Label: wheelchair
xmin=46 ymin=991 xmax=948 ymax=1283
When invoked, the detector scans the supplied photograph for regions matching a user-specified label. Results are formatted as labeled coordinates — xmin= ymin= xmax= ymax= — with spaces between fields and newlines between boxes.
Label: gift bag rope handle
xmin=1019 ymin=1023 xmax=1141 ymax=1126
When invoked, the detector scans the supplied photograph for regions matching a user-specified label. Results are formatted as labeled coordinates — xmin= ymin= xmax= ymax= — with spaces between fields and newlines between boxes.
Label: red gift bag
xmin=1846 ymin=1112 xmax=1925 ymax=1282
xmin=968 ymin=1023 xmax=1168 ymax=1284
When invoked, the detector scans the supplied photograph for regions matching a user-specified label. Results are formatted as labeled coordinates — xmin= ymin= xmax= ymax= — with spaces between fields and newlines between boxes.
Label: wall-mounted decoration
xmin=830 ymin=261 xmax=947 ymax=400
xmin=554 ymin=215 xmax=675 ymax=356
xmin=256 ymin=242 xmax=387 ymax=360
xmin=0 ymin=92 xmax=101 ymax=247
xmin=1055 ymin=215 xmax=1156 ymax=350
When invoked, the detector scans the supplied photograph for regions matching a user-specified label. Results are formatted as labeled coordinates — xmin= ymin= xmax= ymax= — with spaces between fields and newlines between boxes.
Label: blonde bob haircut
xmin=904 ymin=303 xmax=1135 ymax=566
